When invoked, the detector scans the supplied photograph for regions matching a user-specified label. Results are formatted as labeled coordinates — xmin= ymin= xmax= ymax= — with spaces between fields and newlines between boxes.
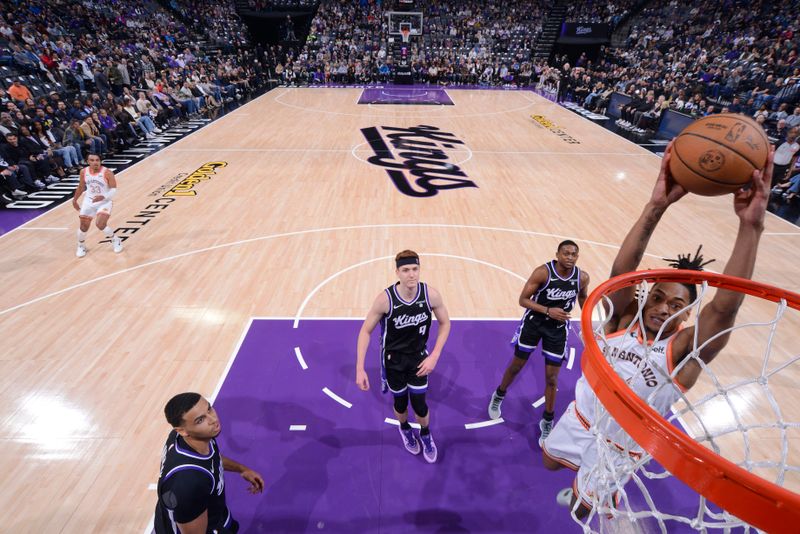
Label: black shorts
xmin=383 ymin=349 xmax=428 ymax=396
xmin=514 ymin=315 xmax=567 ymax=366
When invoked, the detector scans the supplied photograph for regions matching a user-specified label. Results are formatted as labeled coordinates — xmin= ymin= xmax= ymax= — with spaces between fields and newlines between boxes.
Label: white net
xmin=573 ymin=274 xmax=800 ymax=533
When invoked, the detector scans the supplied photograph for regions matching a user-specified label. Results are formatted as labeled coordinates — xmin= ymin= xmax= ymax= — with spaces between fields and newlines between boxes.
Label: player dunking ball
xmin=72 ymin=153 xmax=123 ymax=257
xmin=488 ymin=240 xmax=590 ymax=446
xmin=356 ymin=250 xmax=451 ymax=463
xmin=543 ymin=143 xmax=774 ymax=519
xmin=152 ymin=392 xmax=264 ymax=534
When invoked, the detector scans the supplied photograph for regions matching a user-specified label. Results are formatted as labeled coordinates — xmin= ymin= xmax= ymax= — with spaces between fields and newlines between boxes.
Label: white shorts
xmin=542 ymin=400 xmax=593 ymax=471
xmin=543 ymin=401 xmax=642 ymax=510
xmin=80 ymin=198 xmax=113 ymax=218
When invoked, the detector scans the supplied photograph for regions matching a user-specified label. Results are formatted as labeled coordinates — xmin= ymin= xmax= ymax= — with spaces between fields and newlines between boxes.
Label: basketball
xmin=669 ymin=114 xmax=769 ymax=196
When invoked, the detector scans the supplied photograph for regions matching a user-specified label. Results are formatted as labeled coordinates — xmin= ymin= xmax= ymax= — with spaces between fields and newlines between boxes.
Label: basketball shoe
xmin=398 ymin=426 xmax=420 ymax=455
xmin=488 ymin=390 xmax=504 ymax=419
xmin=420 ymin=432 xmax=438 ymax=463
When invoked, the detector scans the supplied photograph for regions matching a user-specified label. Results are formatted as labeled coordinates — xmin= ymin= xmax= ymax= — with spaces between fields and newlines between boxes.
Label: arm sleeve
xmin=159 ymin=470 xmax=213 ymax=524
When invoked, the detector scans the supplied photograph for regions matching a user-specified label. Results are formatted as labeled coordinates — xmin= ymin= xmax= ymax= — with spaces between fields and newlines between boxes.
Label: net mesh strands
xmin=575 ymin=270 xmax=800 ymax=533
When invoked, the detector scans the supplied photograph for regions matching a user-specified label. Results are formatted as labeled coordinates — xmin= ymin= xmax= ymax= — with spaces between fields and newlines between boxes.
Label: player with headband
xmin=355 ymin=250 xmax=451 ymax=463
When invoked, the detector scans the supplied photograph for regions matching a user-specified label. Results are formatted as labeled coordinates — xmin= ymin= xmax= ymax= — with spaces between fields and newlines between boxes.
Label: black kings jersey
xmin=153 ymin=430 xmax=233 ymax=534
xmin=526 ymin=260 xmax=581 ymax=319
xmin=381 ymin=282 xmax=433 ymax=355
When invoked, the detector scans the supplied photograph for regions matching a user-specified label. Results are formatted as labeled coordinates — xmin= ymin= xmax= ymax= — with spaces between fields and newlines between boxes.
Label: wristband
xmin=105 ymin=188 xmax=116 ymax=200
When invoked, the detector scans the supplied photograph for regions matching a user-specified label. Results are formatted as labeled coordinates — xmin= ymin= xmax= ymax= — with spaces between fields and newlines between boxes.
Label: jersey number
xmin=419 ymin=325 xmax=427 ymax=336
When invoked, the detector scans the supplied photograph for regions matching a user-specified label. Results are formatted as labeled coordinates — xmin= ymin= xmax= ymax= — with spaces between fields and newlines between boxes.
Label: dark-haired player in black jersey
xmin=488 ymin=240 xmax=590 ymax=446
xmin=355 ymin=250 xmax=451 ymax=463
xmin=152 ymin=392 xmax=264 ymax=534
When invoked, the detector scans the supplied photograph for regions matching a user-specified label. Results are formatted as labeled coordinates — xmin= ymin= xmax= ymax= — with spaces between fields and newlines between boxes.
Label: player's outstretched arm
xmin=222 ymin=455 xmax=265 ymax=494
xmin=356 ymin=291 xmax=389 ymax=391
xmin=606 ymin=142 xmax=687 ymax=329
xmin=675 ymin=147 xmax=773 ymax=389
xmin=417 ymin=287 xmax=449 ymax=376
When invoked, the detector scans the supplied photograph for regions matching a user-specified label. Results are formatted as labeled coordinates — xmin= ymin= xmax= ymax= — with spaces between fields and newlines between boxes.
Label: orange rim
xmin=580 ymin=269 xmax=800 ymax=531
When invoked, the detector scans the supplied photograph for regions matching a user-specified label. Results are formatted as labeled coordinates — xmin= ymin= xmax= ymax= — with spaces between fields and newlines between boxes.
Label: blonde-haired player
xmin=72 ymin=153 xmax=123 ymax=257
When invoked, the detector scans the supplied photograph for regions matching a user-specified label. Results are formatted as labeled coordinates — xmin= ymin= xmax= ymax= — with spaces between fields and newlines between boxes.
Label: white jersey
xmin=84 ymin=166 xmax=110 ymax=199
xmin=574 ymin=326 xmax=684 ymax=447
xmin=79 ymin=166 xmax=114 ymax=218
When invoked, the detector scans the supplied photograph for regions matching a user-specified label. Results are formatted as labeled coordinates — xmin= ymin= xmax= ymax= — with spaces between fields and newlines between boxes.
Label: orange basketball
xmin=669 ymin=113 xmax=769 ymax=196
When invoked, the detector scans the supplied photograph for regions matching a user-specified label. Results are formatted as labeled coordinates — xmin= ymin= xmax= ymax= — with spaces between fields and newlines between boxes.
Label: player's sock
xmin=539 ymin=412 xmax=555 ymax=447
xmin=420 ymin=425 xmax=430 ymax=436
xmin=496 ymin=387 xmax=506 ymax=398
xmin=77 ymin=229 xmax=87 ymax=243
xmin=400 ymin=421 xmax=412 ymax=431
xmin=101 ymin=226 xmax=114 ymax=238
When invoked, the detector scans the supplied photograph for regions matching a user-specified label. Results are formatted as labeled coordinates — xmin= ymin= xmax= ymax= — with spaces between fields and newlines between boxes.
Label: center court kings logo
xmin=355 ymin=125 xmax=477 ymax=197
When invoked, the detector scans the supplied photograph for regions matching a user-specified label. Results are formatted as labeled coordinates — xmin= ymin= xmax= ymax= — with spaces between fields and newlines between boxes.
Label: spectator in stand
xmin=68 ymin=99 xmax=87 ymax=122
xmin=52 ymin=100 xmax=70 ymax=125
xmin=122 ymin=97 xmax=160 ymax=138
xmin=285 ymin=15 xmax=297 ymax=41
xmin=95 ymin=109 xmax=127 ymax=150
xmin=786 ymin=107 xmax=800 ymax=129
xmin=559 ymin=0 xmax=799 ymax=139
xmin=113 ymin=103 xmax=142 ymax=141
xmin=771 ymin=119 xmax=789 ymax=141
xmin=0 ymin=156 xmax=31 ymax=200
xmin=754 ymin=104 xmax=770 ymax=121
xmin=89 ymin=111 xmax=112 ymax=148
xmin=11 ymin=43 xmax=38 ymax=74
xmin=32 ymin=120 xmax=81 ymax=171
xmin=565 ymin=0 xmax=637 ymax=30
xmin=0 ymin=132 xmax=51 ymax=188
xmin=177 ymin=82 xmax=201 ymax=116
xmin=136 ymin=92 xmax=164 ymax=127
xmin=63 ymin=118 xmax=92 ymax=161
xmin=0 ymin=112 xmax=20 ymax=137
xmin=768 ymin=102 xmax=789 ymax=122
xmin=299 ymin=0 xmax=549 ymax=87
xmin=773 ymin=127 xmax=800 ymax=187
xmin=93 ymin=66 xmax=111 ymax=99
xmin=8 ymin=80 xmax=33 ymax=103
xmin=18 ymin=124 xmax=64 ymax=181
xmin=117 ymin=58 xmax=131 ymax=89
xmin=107 ymin=59 xmax=124 ymax=97
xmin=79 ymin=117 xmax=108 ymax=155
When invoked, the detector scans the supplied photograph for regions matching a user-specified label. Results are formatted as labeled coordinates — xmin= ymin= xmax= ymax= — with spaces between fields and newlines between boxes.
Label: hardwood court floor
xmin=0 ymin=88 xmax=798 ymax=532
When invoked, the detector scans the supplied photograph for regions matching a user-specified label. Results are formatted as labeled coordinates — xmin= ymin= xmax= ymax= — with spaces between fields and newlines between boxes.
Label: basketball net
xmin=400 ymin=28 xmax=410 ymax=44
xmin=576 ymin=270 xmax=800 ymax=533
